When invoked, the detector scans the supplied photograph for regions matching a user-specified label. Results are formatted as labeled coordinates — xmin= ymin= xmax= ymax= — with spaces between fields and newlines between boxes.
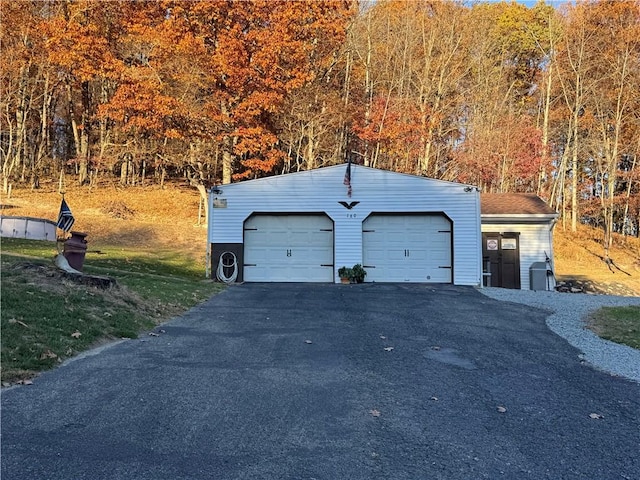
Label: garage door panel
xmin=363 ymin=214 xmax=452 ymax=283
xmin=364 ymin=244 xmax=405 ymax=260
xmin=244 ymin=214 xmax=334 ymax=282
xmin=244 ymin=246 xmax=288 ymax=264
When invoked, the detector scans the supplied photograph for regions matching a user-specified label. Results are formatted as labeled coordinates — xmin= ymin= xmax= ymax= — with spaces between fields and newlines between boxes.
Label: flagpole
xmin=343 ymin=155 xmax=352 ymax=198
xmin=58 ymin=170 xmax=66 ymax=196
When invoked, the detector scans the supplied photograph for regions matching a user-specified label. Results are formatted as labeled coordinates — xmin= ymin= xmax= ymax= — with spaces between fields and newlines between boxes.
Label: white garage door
xmin=244 ymin=214 xmax=334 ymax=282
xmin=362 ymin=214 xmax=452 ymax=283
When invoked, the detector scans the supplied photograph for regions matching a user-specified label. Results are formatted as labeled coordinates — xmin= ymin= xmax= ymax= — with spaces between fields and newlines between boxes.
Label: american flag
xmin=56 ymin=198 xmax=75 ymax=232
xmin=343 ymin=157 xmax=352 ymax=197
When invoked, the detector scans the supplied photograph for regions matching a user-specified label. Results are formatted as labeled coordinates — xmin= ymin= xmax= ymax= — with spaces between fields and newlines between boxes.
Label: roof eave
xmin=481 ymin=213 xmax=558 ymax=224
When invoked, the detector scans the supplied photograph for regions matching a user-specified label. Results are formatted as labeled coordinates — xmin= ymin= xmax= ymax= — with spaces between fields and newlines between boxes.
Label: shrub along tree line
xmin=2 ymin=0 xmax=639 ymax=246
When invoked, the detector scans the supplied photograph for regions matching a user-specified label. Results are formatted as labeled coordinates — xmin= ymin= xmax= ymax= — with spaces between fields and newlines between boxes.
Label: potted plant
xmin=338 ymin=266 xmax=353 ymax=284
xmin=350 ymin=264 xmax=367 ymax=283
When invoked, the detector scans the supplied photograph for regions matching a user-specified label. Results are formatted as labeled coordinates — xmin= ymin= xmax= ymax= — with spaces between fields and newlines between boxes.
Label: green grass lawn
xmin=1 ymin=238 xmax=224 ymax=383
xmin=587 ymin=305 xmax=640 ymax=350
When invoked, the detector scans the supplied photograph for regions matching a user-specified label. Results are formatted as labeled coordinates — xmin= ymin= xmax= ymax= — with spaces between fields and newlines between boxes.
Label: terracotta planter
xmin=340 ymin=277 xmax=350 ymax=284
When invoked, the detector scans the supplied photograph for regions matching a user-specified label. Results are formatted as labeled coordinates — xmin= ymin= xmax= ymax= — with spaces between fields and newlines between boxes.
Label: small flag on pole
xmin=343 ymin=157 xmax=352 ymax=198
xmin=57 ymin=197 xmax=75 ymax=232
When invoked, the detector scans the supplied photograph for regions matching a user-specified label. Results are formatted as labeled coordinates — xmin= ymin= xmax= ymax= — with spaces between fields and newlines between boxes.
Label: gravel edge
xmin=477 ymin=287 xmax=640 ymax=384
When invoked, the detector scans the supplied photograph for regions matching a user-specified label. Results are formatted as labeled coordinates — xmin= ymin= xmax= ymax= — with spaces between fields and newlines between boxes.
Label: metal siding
xmin=210 ymin=165 xmax=481 ymax=285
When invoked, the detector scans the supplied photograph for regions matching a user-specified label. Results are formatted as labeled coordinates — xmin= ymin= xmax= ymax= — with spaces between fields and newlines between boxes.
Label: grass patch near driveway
xmin=1 ymin=238 xmax=223 ymax=383
xmin=586 ymin=306 xmax=640 ymax=350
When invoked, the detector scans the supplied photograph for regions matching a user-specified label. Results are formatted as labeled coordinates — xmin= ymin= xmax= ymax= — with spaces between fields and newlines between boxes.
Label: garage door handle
xmin=286 ymin=249 xmax=292 ymax=257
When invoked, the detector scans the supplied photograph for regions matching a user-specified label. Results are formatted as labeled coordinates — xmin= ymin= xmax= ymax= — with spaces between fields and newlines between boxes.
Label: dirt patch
xmin=553 ymin=224 xmax=640 ymax=297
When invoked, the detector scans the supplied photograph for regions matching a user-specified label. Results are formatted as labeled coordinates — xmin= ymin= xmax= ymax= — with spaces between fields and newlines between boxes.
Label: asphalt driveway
xmin=2 ymin=284 xmax=639 ymax=480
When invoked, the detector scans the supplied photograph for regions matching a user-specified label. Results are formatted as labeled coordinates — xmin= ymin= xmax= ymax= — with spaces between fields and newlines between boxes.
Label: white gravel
xmin=478 ymin=287 xmax=640 ymax=384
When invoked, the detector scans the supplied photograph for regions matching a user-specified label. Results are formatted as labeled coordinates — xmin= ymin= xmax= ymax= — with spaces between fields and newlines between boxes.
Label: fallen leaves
xmin=589 ymin=413 xmax=604 ymax=419
xmin=304 ymin=339 xmax=313 ymax=344
xmin=380 ymin=334 xmax=393 ymax=351
xmin=369 ymin=409 xmax=381 ymax=417
xmin=39 ymin=350 xmax=58 ymax=360
xmin=70 ymin=331 xmax=82 ymax=338
xmin=497 ymin=406 xmax=507 ymax=413
xmin=8 ymin=318 xmax=29 ymax=328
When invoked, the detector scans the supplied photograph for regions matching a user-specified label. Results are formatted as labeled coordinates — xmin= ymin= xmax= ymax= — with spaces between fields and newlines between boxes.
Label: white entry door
xmin=362 ymin=214 xmax=452 ymax=283
xmin=244 ymin=214 xmax=334 ymax=282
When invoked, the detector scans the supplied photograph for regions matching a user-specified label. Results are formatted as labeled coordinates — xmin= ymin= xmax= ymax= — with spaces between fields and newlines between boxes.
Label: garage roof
xmin=481 ymin=193 xmax=556 ymax=215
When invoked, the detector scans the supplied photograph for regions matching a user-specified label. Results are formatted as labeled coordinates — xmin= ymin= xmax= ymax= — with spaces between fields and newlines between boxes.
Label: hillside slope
xmin=554 ymin=224 xmax=640 ymax=297
xmin=1 ymin=183 xmax=207 ymax=266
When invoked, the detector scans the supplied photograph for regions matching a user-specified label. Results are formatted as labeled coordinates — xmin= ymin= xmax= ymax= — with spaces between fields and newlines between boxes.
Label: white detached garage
xmin=208 ymin=164 xmax=482 ymax=285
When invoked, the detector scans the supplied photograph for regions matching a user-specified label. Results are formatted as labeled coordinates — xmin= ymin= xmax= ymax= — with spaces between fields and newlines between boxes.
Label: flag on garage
xmin=343 ymin=157 xmax=352 ymax=197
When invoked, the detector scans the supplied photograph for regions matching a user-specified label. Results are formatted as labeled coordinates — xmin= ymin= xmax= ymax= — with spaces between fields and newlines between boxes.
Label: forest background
xmin=2 ymin=0 xmax=640 ymax=252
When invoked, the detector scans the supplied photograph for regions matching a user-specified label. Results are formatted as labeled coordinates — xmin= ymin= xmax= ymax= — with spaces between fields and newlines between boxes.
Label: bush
xmin=338 ymin=266 xmax=353 ymax=279
xmin=350 ymin=264 xmax=367 ymax=283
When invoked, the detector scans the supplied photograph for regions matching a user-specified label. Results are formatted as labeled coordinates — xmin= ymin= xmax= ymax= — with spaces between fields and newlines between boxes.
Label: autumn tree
xmin=579 ymin=0 xmax=640 ymax=257
xmin=2 ymin=0 xmax=638 ymax=241
xmin=39 ymin=0 xmax=121 ymax=185
xmin=161 ymin=0 xmax=355 ymax=184
xmin=1 ymin=1 xmax=51 ymax=192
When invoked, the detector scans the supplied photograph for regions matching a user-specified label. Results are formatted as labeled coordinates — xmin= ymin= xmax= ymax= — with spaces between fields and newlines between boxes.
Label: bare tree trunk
xmin=33 ymin=68 xmax=53 ymax=189
xmin=621 ymin=153 xmax=636 ymax=237
xmin=195 ymin=183 xmax=208 ymax=225
xmin=538 ymin=59 xmax=553 ymax=196
xmin=570 ymin=122 xmax=578 ymax=233
xmin=120 ymin=153 xmax=130 ymax=185
xmin=306 ymin=120 xmax=315 ymax=170
xmin=77 ymin=81 xmax=90 ymax=185
xmin=4 ymin=63 xmax=31 ymax=192
xmin=97 ymin=78 xmax=110 ymax=173
xmin=222 ymin=136 xmax=233 ymax=185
